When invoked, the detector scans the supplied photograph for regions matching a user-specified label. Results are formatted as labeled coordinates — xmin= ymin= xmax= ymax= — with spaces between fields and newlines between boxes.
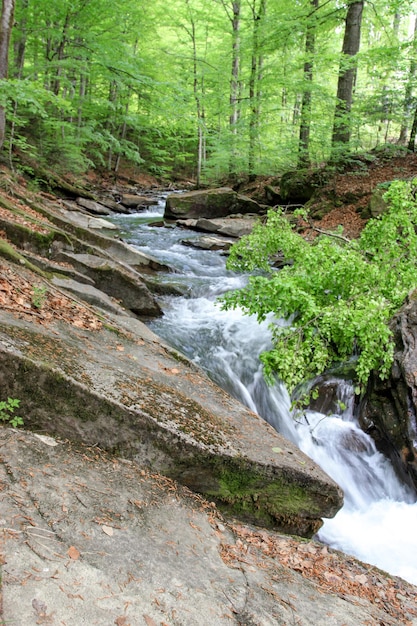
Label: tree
xmin=248 ymin=0 xmax=266 ymax=175
xmin=220 ymin=179 xmax=417 ymax=394
xmin=331 ymin=1 xmax=364 ymax=149
xmin=0 ymin=0 xmax=15 ymax=149
xmin=298 ymin=0 xmax=319 ymax=167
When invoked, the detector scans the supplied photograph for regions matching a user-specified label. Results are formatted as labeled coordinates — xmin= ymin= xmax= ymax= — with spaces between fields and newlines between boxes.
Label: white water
xmin=111 ymin=199 xmax=417 ymax=585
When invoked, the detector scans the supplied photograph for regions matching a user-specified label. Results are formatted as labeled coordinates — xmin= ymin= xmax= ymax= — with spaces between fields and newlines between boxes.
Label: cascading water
xmin=110 ymin=198 xmax=417 ymax=585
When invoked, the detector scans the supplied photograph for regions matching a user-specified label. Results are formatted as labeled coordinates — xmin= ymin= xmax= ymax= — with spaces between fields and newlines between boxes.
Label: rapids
xmin=110 ymin=198 xmax=417 ymax=585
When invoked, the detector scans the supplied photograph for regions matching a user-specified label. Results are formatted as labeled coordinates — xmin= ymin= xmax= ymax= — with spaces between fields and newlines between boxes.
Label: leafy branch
xmin=220 ymin=179 xmax=417 ymax=394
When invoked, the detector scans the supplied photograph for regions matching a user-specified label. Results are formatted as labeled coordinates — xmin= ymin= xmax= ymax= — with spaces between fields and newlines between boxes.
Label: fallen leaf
xmin=171 ymin=368 xmax=179 ymax=374
xmin=272 ymin=447 xmax=282 ymax=453
xmin=143 ymin=615 xmax=157 ymax=626
xmin=102 ymin=525 xmax=114 ymax=536
xmin=115 ymin=617 xmax=130 ymax=626
xmin=67 ymin=545 xmax=80 ymax=560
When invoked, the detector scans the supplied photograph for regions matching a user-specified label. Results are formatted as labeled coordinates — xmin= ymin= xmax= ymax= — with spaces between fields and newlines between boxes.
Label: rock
xmin=360 ymin=290 xmax=417 ymax=489
xmin=176 ymin=215 xmax=259 ymax=239
xmin=165 ymin=187 xmax=262 ymax=220
xmin=280 ymin=169 xmax=327 ymax=204
xmin=369 ymin=184 xmax=390 ymax=217
xmin=56 ymin=208 xmax=119 ymax=230
xmin=0 ymin=303 xmax=343 ymax=537
xmin=181 ymin=235 xmax=235 ymax=251
xmin=54 ymin=251 xmax=162 ymax=318
xmin=76 ymin=197 xmax=111 ymax=215
xmin=51 ymin=276 xmax=132 ymax=316
xmin=2 ymin=428 xmax=414 ymax=626
xmin=120 ymin=193 xmax=156 ymax=208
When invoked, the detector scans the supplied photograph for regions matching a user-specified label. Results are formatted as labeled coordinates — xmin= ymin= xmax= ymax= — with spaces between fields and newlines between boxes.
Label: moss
xmin=0 ymin=239 xmax=46 ymax=276
xmin=201 ymin=457 xmax=324 ymax=534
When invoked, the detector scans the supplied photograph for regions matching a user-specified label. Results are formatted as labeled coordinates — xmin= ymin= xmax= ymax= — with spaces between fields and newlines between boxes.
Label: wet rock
xmin=181 ymin=235 xmax=235 ymax=251
xmin=120 ymin=193 xmax=157 ymax=208
xmin=360 ymin=290 xmax=417 ymax=489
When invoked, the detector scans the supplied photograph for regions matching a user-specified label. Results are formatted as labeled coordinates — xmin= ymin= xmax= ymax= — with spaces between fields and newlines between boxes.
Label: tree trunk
xmin=399 ymin=16 xmax=417 ymax=145
xmin=298 ymin=0 xmax=319 ymax=168
xmin=0 ymin=0 xmax=15 ymax=150
xmin=248 ymin=0 xmax=266 ymax=176
xmin=331 ymin=0 xmax=364 ymax=149
xmin=12 ymin=0 xmax=27 ymax=78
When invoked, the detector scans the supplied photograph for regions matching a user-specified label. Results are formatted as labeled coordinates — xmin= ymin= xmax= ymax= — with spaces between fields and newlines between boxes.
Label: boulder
xmin=0 ymin=302 xmax=343 ymax=538
xmin=280 ymin=169 xmax=328 ymax=204
xmin=359 ymin=290 xmax=417 ymax=489
xmin=181 ymin=235 xmax=235 ymax=251
xmin=76 ymin=197 xmax=111 ymax=215
xmin=120 ymin=193 xmax=156 ymax=208
xmin=165 ymin=187 xmax=262 ymax=220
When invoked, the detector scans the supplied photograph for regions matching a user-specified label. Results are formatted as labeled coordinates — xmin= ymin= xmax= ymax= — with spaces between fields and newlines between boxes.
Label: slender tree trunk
xmin=331 ymin=0 xmax=364 ymax=149
xmin=0 ymin=0 xmax=15 ymax=150
xmin=248 ymin=0 xmax=266 ymax=176
xmin=52 ymin=12 xmax=70 ymax=96
xmin=298 ymin=0 xmax=319 ymax=168
xmin=408 ymin=105 xmax=417 ymax=151
xmin=13 ymin=0 xmax=27 ymax=78
xmin=399 ymin=16 xmax=417 ymax=145
xmin=222 ymin=0 xmax=241 ymax=174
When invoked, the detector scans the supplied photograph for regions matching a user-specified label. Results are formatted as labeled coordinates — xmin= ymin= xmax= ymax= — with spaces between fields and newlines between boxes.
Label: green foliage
xmin=32 ymin=285 xmax=48 ymax=309
xmin=0 ymin=398 xmax=24 ymax=428
xmin=221 ymin=179 xmax=417 ymax=393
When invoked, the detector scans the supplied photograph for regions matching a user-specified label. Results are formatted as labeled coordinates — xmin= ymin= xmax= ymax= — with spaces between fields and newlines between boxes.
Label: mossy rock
xmin=280 ymin=169 xmax=329 ymax=204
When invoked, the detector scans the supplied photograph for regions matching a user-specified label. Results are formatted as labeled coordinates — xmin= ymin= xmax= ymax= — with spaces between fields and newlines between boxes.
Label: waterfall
xmin=110 ymin=201 xmax=417 ymax=585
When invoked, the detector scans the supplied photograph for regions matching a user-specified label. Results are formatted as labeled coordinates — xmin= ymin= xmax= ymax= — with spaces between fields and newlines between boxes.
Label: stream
xmin=110 ymin=197 xmax=417 ymax=586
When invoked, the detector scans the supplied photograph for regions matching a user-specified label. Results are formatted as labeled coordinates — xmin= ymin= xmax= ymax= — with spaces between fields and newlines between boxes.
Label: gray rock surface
xmin=1 ymin=427 xmax=415 ymax=626
xmin=165 ymin=188 xmax=263 ymax=220
xmin=76 ymin=197 xmax=112 ymax=215
xmin=54 ymin=251 xmax=162 ymax=317
xmin=0 ymin=303 xmax=342 ymax=537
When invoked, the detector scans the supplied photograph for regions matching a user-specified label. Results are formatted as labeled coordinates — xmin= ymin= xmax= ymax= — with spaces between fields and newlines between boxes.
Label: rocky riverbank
xmin=1 ymin=165 xmax=417 ymax=624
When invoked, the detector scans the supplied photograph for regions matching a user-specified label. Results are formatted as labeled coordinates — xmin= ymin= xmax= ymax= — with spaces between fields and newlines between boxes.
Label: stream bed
xmin=110 ymin=199 xmax=417 ymax=585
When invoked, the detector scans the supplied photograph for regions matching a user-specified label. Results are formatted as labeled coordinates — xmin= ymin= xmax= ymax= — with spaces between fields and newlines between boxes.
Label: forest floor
xmin=238 ymin=150 xmax=417 ymax=240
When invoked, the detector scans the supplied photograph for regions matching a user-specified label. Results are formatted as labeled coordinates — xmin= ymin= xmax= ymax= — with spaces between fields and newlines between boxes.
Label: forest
xmin=1 ymin=0 xmax=417 ymax=183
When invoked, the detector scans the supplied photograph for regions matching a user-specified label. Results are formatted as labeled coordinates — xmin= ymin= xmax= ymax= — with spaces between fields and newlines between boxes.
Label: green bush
xmin=220 ymin=179 xmax=417 ymax=394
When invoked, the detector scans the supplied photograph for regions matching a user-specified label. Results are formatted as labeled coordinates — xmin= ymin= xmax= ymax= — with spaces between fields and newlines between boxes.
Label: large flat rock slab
xmin=0 ymin=306 xmax=342 ymax=537
xmin=1 ymin=428 xmax=415 ymax=626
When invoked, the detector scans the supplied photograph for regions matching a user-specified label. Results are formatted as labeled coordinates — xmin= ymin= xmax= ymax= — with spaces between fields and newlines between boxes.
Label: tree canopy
xmin=0 ymin=0 xmax=417 ymax=179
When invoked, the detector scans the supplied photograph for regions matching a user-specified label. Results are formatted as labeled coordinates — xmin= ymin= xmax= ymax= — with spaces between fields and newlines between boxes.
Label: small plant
xmin=0 ymin=397 xmax=24 ymax=427
xmin=32 ymin=285 xmax=48 ymax=309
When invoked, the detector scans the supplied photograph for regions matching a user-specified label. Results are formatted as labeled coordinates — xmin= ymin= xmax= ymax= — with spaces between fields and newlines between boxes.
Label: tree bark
xmin=0 ymin=0 xmax=15 ymax=150
xmin=331 ymin=0 xmax=364 ymax=149
xmin=298 ymin=0 xmax=319 ymax=168
xmin=248 ymin=0 xmax=266 ymax=175
xmin=399 ymin=16 xmax=417 ymax=145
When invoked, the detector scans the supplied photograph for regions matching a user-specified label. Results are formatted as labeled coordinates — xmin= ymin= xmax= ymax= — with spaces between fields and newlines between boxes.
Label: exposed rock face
xmin=0 ymin=302 xmax=343 ymax=538
xmin=76 ymin=197 xmax=111 ymax=215
xmin=2 ymin=427 xmax=414 ymax=626
xmin=359 ymin=291 xmax=417 ymax=488
xmin=164 ymin=187 xmax=263 ymax=220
